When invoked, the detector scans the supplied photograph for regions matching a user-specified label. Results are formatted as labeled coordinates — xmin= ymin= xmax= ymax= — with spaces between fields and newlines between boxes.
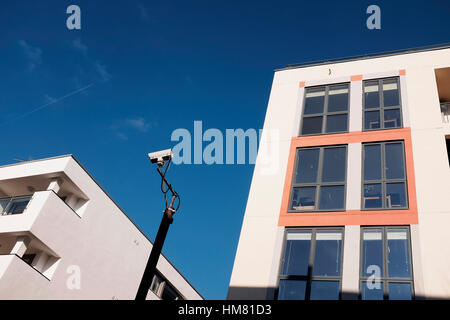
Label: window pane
xmin=304 ymin=88 xmax=325 ymax=115
xmin=291 ymin=187 xmax=316 ymax=211
xmin=319 ymin=186 xmax=345 ymax=210
xmin=383 ymin=80 xmax=399 ymax=107
xmin=385 ymin=143 xmax=405 ymax=180
xmin=328 ymin=85 xmax=349 ymax=112
xmin=364 ymin=111 xmax=380 ymax=130
xmin=364 ymin=81 xmax=380 ymax=109
xmin=278 ymin=280 xmax=307 ymax=300
xmin=301 ymin=117 xmax=323 ymax=135
xmin=310 ymin=281 xmax=340 ymax=300
xmin=386 ymin=183 xmax=407 ymax=208
xmin=325 ymin=114 xmax=348 ymax=133
xmin=388 ymin=283 xmax=412 ymax=300
xmin=282 ymin=231 xmax=312 ymax=276
xmin=313 ymin=231 xmax=342 ymax=276
xmin=364 ymin=144 xmax=382 ymax=180
xmin=384 ymin=109 xmax=401 ymax=128
xmin=295 ymin=149 xmax=320 ymax=183
xmin=363 ymin=184 xmax=382 ymax=209
xmin=322 ymin=147 xmax=346 ymax=182
xmin=387 ymin=229 xmax=411 ymax=278
xmin=361 ymin=281 xmax=384 ymax=300
xmin=0 ymin=198 xmax=10 ymax=214
xmin=362 ymin=230 xmax=383 ymax=277
xmin=6 ymin=197 xmax=31 ymax=215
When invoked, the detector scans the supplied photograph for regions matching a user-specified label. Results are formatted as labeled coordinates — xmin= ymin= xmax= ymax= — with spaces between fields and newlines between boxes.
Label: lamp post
xmin=135 ymin=149 xmax=180 ymax=300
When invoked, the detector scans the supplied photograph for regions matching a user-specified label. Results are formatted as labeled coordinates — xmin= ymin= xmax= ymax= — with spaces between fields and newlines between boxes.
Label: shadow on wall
xmin=227 ymin=287 xmax=443 ymax=300
xmin=227 ymin=287 xmax=358 ymax=300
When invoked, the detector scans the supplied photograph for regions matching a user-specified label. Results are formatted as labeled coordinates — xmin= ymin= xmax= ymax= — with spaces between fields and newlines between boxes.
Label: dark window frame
xmin=289 ymin=145 xmax=348 ymax=212
xmin=363 ymin=77 xmax=403 ymax=131
xmin=361 ymin=141 xmax=408 ymax=210
xmin=299 ymin=83 xmax=351 ymax=136
xmin=149 ymin=272 xmax=184 ymax=300
xmin=277 ymin=227 xmax=345 ymax=300
xmin=359 ymin=226 xmax=414 ymax=300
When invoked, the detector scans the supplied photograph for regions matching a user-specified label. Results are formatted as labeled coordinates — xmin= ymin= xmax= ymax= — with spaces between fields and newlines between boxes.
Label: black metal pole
xmin=135 ymin=209 xmax=173 ymax=300
xmin=135 ymin=163 xmax=178 ymax=300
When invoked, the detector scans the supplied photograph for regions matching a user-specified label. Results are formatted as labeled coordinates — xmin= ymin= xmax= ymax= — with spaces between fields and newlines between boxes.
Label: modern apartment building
xmin=0 ymin=155 xmax=202 ymax=300
xmin=228 ymin=44 xmax=450 ymax=300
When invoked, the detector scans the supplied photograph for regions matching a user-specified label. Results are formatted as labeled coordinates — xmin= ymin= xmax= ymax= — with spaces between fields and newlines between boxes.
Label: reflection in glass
xmin=387 ymin=230 xmax=411 ymax=278
xmin=363 ymin=184 xmax=382 ymax=208
xmin=383 ymin=80 xmax=399 ymax=107
xmin=386 ymin=183 xmax=407 ymax=208
xmin=389 ymin=283 xmax=412 ymax=300
xmin=364 ymin=110 xmax=380 ymax=130
xmin=361 ymin=281 xmax=384 ymax=300
xmin=310 ymin=281 xmax=340 ymax=300
xmin=362 ymin=230 xmax=383 ymax=277
xmin=328 ymin=85 xmax=349 ymax=112
xmin=364 ymin=81 xmax=380 ymax=109
xmin=282 ymin=231 xmax=312 ymax=276
xmin=291 ymin=187 xmax=316 ymax=211
xmin=364 ymin=144 xmax=382 ymax=181
xmin=326 ymin=114 xmax=348 ymax=133
xmin=301 ymin=116 xmax=323 ymax=135
xmin=278 ymin=280 xmax=307 ymax=300
xmin=313 ymin=231 xmax=342 ymax=276
xmin=384 ymin=109 xmax=401 ymax=128
xmin=295 ymin=149 xmax=320 ymax=183
xmin=304 ymin=88 xmax=325 ymax=115
xmin=385 ymin=143 xmax=405 ymax=180
xmin=0 ymin=199 xmax=10 ymax=214
xmin=319 ymin=186 xmax=345 ymax=210
xmin=322 ymin=147 xmax=346 ymax=182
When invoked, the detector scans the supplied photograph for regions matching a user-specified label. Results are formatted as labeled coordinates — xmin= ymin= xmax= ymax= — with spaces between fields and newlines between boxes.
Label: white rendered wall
xmin=0 ymin=156 xmax=202 ymax=300
xmin=229 ymin=47 xmax=450 ymax=299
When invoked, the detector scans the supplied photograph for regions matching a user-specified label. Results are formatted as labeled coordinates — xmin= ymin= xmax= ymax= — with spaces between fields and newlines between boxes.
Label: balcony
xmin=0 ymin=254 xmax=51 ymax=299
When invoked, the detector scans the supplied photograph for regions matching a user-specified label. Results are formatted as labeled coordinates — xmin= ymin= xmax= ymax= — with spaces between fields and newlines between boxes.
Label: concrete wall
xmin=228 ymin=47 xmax=450 ymax=299
xmin=0 ymin=156 xmax=202 ymax=300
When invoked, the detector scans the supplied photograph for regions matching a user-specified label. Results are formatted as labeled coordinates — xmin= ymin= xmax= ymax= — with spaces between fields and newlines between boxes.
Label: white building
xmin=0 ymin=155 xmax=202 ymax=300
xmin=229 ymin=44 xmax=450 ymax=300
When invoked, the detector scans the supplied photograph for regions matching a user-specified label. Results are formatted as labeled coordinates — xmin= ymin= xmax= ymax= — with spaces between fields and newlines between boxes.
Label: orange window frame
xmin=278 ymin=128 xmax=418 ymax=226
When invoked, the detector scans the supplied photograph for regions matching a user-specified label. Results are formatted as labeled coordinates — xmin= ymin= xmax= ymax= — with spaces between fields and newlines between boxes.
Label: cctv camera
xmin=148 ymin=149 xmax=173 ymax=165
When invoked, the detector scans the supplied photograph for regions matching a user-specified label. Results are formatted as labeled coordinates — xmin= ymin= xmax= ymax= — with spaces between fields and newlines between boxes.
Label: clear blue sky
xmin=0 ymin=0 xmax=449 ymax=299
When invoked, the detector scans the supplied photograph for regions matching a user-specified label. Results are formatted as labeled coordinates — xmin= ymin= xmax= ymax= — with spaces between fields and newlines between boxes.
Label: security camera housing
xmin=148 ymin=149 xmax=173 ymax=164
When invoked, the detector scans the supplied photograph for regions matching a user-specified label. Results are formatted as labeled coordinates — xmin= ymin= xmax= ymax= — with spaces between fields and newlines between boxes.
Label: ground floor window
xmin=360 ymin=226 xmax=414 ymax=300
xmin=277 ymin=228 xmax=344 ymax=300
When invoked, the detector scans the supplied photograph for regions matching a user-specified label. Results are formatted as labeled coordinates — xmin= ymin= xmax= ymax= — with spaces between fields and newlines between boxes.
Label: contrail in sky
xmin=0 ymin=83 xmax=94 ymax=128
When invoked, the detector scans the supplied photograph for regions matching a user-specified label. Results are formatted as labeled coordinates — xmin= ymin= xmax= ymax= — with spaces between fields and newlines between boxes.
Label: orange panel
xmin=350 ymin=75 xmax=363 ymax=81
xmin=399 ymin=69 xmax=406 ymax=76
xmin=299 ymin=81 xmax=306 ymax=88
xmin=278 ymin=128 xmax=418 ymax=227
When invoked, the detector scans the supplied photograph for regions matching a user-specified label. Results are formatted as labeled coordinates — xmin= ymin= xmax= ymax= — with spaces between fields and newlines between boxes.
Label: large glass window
xmin=363 ymin=77 xmax=402 ymax=130
xmin=290 ymin=146 xmax=347 ymax=212
xmin=360 ymin=227 xmax=413 ymax=300
xmin=278 ymin=228 xmax=343 ymax=300
xmin=300 ymin=84 xmax=349 ymax=135
xmin=362 ymin=141 xmax=408 ymax=210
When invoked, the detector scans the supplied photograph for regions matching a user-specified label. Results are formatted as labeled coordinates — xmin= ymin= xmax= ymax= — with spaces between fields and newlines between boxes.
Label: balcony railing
xmin=441 ymin=102 xmax=450 ymax=123
xmin=0 ymin=195 xmax=32 ymax=216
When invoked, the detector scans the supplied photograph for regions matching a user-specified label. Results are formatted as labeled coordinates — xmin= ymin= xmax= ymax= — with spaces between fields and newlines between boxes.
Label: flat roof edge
xmin=275 ymin=42 xmax=450 ymax=72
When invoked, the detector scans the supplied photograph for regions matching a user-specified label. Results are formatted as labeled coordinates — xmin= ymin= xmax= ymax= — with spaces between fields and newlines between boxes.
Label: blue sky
xmin=0 ymin=0 xmax=449 ymax=299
